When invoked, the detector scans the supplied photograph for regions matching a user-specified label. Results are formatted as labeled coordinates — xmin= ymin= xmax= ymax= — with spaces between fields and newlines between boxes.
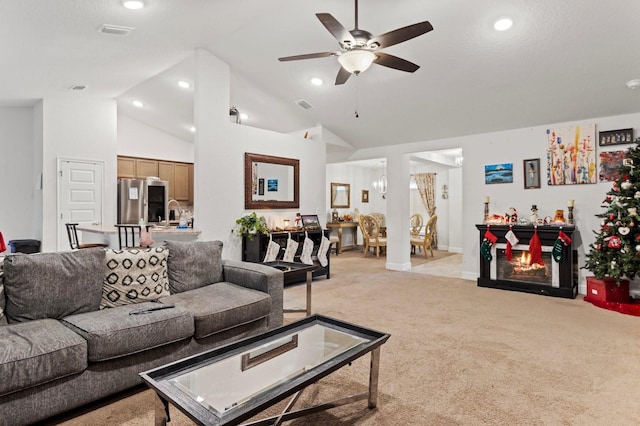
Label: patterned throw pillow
xmin=101 ymin=247 xmax=169 ymax=309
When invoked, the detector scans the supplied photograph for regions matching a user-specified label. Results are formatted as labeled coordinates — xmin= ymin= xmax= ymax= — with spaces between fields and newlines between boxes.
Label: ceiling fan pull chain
xmin=354 ymin=77 xmax=359 ymax=118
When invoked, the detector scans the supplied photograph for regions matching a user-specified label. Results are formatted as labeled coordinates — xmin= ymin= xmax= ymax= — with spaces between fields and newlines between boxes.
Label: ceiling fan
xmin=278 ymin=0 xmax=433 ymax=85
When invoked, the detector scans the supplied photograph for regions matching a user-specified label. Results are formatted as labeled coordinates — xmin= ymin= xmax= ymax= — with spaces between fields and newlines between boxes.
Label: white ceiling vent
xmin=70 ymin=85 xmax=86 ymax=91
xmin=98 ymin=24 xmax=134 ymax=36
xmin=296 ymin=99 xmax=313 ymax=110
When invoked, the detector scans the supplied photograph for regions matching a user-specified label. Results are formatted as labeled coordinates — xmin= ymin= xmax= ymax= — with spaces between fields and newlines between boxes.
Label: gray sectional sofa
xmin=0 ymin=240 xmax=284 ymax=426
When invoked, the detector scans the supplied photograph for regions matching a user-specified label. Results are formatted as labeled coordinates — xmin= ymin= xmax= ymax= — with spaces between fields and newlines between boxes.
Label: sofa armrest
xmin=222 ymin=260 xmax=283 ymax=328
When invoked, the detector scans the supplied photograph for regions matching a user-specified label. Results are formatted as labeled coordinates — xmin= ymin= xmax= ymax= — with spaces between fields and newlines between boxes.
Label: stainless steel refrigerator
xmin=117 ymin=178 xmax=169 ymax=224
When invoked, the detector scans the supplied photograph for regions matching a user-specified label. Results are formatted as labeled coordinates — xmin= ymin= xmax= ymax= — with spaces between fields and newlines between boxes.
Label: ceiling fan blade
xmin=374 ymin=52 xmax=420 ymax=73
xmin=335 ymin=67 xmax=352 ymax=85
xmin=316 ymin=13 xmax=357 ymax=47
xmin=278 ymin=52 xmax=336 ymax=61
xmin=370 ymin=21 xmax=433 ymax=49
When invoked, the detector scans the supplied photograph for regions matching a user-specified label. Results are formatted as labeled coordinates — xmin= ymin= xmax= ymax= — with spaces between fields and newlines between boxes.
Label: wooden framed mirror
xmin=330 ymin=182 xmax=350 ymax=208
xmin=245 ymin=152 xmax=299 ymax=209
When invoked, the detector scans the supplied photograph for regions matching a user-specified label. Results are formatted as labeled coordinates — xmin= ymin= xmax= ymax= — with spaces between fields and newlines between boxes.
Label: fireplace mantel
xmin=476 ymin=224 xmax=578 ymax=299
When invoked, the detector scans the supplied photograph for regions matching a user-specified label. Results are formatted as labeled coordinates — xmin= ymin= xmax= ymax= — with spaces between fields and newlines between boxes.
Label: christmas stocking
xmin=480 ymin=228 xmax=498 ymax=261
xmin=504 ymin=227 xmax=519 ymax=261
xmin=263 ymin=239 xmax=281 ymax=262
xmin=552 ymin=230 xmax=572 ymax=263
xmin=317 ymin=236 xmax=331 ymax=267
xmin=282 ymin=238 xmax=298 ymax=262
xmin=300 ymin=236 xmax=314 ymax=265
xmin=529 ymin=228 xmax=544 ymax=266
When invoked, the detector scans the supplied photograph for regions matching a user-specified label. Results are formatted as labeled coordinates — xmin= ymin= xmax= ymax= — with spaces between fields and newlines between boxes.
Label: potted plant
xmin=232 ymin=212 xmax=269 ymax=239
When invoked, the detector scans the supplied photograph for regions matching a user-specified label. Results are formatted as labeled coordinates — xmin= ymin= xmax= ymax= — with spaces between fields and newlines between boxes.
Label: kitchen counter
xmin=77 ymin=224 xmax=201 ymax=235
xmin=76 ymin=224 xmax=201 ymax=249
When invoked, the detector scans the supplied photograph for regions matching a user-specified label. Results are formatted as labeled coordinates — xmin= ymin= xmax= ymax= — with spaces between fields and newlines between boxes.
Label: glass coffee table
xmin=140 ymin=315 xmax=390 ymax=426
xmin=263 ymin=261 xmax=317 ymax=316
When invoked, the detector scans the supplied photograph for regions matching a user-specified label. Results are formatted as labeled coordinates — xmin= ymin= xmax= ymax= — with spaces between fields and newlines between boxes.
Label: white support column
xmin=385 ymin=153 xmax=411 ymax=271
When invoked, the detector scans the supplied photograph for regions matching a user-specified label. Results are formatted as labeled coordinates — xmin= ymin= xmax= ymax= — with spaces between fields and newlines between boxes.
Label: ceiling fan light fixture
xmin=338 ymin=49 xmax=376 ymax=75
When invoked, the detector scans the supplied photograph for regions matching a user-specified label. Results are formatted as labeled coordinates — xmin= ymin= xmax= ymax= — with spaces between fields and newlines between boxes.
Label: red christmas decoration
xmin=529 ymin=228 xmax=544 ymax=266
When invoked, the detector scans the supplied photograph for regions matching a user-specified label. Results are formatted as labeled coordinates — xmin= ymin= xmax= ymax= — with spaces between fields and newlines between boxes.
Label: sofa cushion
xmin=62 ymin=302 xmax=194 ymax=362
xmin=101 ymin=247 xmax=170 ymax=309
xmin=164 ymin=240 xmax=224 ymax=293
xmin=0 ymin=256 xmax=5 ymax=325
xmin=160 ymin=282 xmax=271 ymax=339
xmin=0 ymin=319 xmax=87 ymax=397
xmin=3 ymin=248 xmax=105 ymax=324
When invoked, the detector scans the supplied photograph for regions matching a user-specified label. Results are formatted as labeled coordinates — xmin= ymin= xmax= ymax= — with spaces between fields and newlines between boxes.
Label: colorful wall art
xmin=546 ymin=124 xmax=596 ymax=185
xmin=484 ymin=163 xmax=513 ymax=184
xmin=599 ymin=150 xmax=626 ymax=182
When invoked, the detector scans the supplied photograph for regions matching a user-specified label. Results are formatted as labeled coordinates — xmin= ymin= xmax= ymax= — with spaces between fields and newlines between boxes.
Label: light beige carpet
xmin=46 ymin=250 xmax=640 ymax=425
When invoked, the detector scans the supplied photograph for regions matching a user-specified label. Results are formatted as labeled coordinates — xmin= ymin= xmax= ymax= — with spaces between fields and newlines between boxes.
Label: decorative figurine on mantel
xmin=530 ymin=205 xmax=538 ymax=225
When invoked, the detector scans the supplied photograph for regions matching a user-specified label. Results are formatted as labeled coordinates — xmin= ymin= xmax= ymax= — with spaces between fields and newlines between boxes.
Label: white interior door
xmin=57 ymin=159 xmax=104 ymax=250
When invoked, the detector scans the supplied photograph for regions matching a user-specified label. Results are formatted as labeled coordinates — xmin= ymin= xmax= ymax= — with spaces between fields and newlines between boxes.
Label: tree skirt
xmin=584 ymin=296 xmax=640 ymax=317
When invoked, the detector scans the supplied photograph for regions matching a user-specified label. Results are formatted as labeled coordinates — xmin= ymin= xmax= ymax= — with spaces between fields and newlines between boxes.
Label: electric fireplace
xmin=476 ymin=225 xmax=578 ymax=299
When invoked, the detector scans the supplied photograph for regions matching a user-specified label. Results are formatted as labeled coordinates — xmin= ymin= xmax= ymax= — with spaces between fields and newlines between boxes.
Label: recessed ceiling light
xmin=178 ymin=80 xmax=191 ymax=89
xmin=494 ymin=17 xmax=513 ymax=31
xmin=132 ymin=100 xmax=144 ymax=108
xmin=310 ymin=77 xmax=323 ymax=86
xmin=626 ymin=79 xmax=640 ymax=90
xmin=240 ymin=113 xmax=248 ymax=121
xmin=190 ymin=126 xmax=196 ymax=133
xmin=123 ymin=0 xmax=145 ymax=10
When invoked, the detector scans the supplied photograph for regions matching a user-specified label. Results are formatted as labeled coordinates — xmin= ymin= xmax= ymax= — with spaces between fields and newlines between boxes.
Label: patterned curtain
xmin=413 ymin=173 xmax=437 ymax=248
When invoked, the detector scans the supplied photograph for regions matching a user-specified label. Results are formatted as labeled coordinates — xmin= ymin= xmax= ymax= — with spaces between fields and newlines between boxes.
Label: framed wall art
xmin=599 ymin=128 xmax=633 ymax=146
xmin=546 ymin=124 xmax=596 ymax=185
xmin=362 ymin=189 xmax=369 ymax=203
xmin=523 ymin=158 xmax=541 ymax=189
xmin=484 ymin=163 xmax=513 ymax=184
xmin=599 ymin=150 xmax=626 ymax=182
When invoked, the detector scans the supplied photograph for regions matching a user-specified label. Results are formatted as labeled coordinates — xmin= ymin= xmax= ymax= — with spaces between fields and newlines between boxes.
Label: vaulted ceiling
xmin=3 ymin=0 xmax=640 ymax=152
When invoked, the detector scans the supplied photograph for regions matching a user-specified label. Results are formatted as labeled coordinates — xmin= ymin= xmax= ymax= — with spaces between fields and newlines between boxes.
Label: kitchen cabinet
xmin=117 ymin=157 xmax=136 ymax=178
xmin=158 ymin=161 xmax=174 ymax=199
xmin=135 ymin=159 xmax=158 ymax=178
xmin=158 ymin=161 xmax=190 ymax=202
xmin=188 ymin=163 xmax=194 ymax=203
xmin=174 ymin=163 xmax=189 ymax=201
xmin=117 ymin=156 xmax=193 ymax=204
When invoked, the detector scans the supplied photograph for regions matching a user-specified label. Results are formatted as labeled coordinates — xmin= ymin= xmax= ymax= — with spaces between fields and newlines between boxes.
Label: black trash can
xmin=8 ymin=239 xmax=41 ymax=254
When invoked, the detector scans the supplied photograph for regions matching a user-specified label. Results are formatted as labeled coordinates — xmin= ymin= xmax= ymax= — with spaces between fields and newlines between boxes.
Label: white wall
xmin=41 ymin=99 xmax=118 ymax=252
xmin=0 ymin=107 xmax=35 ymax=245
xmin=117 ymin=114 xmax=194 ymax=163
xmin=193 ymin=49 xmax=326 ymax=261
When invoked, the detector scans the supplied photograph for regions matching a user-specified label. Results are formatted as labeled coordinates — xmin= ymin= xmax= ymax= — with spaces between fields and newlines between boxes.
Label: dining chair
xmin=115 ymin=224 xmax=152 ymax=250
xmin=410 ymin=214 xmax=437 ymax=258
xmin=410 ymin=214 xmax=424 ymax=237
xmin=359 ymin=214 xmax=387 ymax=258
xmin=65 ymin=223 xmax=108 ymax=250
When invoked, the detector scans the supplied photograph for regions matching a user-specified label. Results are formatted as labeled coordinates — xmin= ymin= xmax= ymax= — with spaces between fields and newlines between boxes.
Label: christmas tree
xmin=583 ymin=144 xmax=640 ymax=282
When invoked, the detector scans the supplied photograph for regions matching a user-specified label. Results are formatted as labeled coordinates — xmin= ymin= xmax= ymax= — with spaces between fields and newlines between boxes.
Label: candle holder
xmin=484 ymin=202 xmax=490 ymax=223
xmin=567 ymin=206 xmax=574 ymax=225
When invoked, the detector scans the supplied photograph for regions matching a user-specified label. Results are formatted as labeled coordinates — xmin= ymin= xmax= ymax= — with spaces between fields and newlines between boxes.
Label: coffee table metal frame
xmin=140 ymin=314 xmax=390 ymax=426
xmin=263 ymin=260 xmax=316 ymax=316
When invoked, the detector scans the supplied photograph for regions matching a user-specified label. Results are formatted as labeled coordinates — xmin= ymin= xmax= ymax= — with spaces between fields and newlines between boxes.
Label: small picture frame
xmin=258 ymin=178 xmax=265 ymax=195
xmin=361 ymin=190 xmax=369 ymax=203
xmin=523 ymin=158 xmax=541 ymax=189
xmin=599 ymin=128 xmax=633 ymax=146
